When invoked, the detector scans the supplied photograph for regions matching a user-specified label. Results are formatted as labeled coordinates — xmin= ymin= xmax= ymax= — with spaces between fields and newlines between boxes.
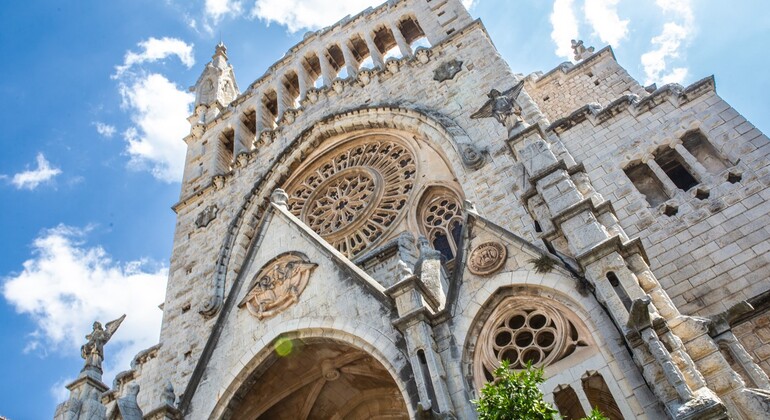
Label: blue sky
xmin=1 ymin=0 xmax=768 ymax=418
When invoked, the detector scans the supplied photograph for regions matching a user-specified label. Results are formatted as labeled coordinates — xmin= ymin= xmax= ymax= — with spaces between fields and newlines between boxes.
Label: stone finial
xmin=463 ymin=199 xmax=478 ymax=214
xmin=80 ymin=314 xmax=126 ymax=380
xmin=571 ymin=39 xmax=595 ymax=61
xmin=162 ymin=380 xmax=176 ymax=407
xmin=271 ymin=188 xmax=289 ymax=208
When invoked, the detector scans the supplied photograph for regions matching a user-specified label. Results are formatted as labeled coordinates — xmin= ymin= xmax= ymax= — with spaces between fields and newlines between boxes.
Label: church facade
xmin=56 ymin=0 xmax=770 ymax=419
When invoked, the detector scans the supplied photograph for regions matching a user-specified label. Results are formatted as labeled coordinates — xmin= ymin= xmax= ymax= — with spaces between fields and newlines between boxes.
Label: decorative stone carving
xmin=332 ymin=78 xmax=345 ymax=94
xmin=460 ymin=143 xmax=485 ymax=169
xmin=357 ymin=68 xmax=373 ymax=86
xmin=415 ymin=47 xmax=431 ymax=64
xmin=571 ymin=39 xmax=595 ymax=61
xmin=235 ymin=152 xmax=249 ymax=168
xmin=195 ymin=204 xmax=218 ymax=228
xmin=81 ymin=315 xmax=126 ymax=377
xmin=386 ymin=58 xmax=400 ymax=74
xmin=471 ymin=81 xmax=526 ymax=134
xmin=284 ymin=137 xmax=417 ymax=257
xmin=212 ymin=175 xmax=225 ymax=190
xmin=433 ymin=59 xmax=463 ymax=82
xmin=474 ymin=297 xmax=591 ymax=388
xmin=468 ymin=242 xmax=507 ymax=276
xmin=238 ymin=252 xmax=317 ymax=319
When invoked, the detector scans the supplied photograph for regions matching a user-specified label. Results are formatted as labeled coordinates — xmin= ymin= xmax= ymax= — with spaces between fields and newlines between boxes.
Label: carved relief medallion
xmin=238 ymin=253 xmax=317 ymax=319
xmin=284 ymin=136 xmax=417 ymax=257
xmin=433 ymin=59 xmax=463 ymax=82
xmin=195 ymin=204 xmax=218 ymax=228
xmin=468 ymin=242 xmax=507 ymax=276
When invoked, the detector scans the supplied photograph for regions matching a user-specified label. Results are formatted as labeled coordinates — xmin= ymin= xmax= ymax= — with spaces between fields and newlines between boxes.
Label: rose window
xmin=475 ymin=297 xmax=591 ymax=384
xmin=285 ymin=137 xmax=416 ymax=257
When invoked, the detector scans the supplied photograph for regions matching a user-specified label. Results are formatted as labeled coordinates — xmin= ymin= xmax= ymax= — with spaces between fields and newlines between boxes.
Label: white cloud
xmin=114 ymin=37 xmax=195 ymax=78
xmin=206 ymin=0 xmax=243 ymax=22
xmin=584 ymin=0 xmax=629 ymax=46
xmin=550 ymin=0 xmax=580 ymax=60
xmin=249 ymin=0 xmax=476 ymax=32
xmin=250 ymin=0 xmax=382 ymax=32
xmin=94 ymin=122 xmax=116 ymax=138
xmin=641 ymin=0 xmax=694 ymax=84
xmin=119 ymin=73 xmax=193 ymax=183
xmin=10 ymin=153 xmax=62 ymax=190
xmin=2 ymin=225 xmax=168 ymax=394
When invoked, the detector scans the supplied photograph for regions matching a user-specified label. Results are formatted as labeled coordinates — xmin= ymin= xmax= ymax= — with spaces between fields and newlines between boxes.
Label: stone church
xmin=55 ymin=0 xmax=770 ymax=418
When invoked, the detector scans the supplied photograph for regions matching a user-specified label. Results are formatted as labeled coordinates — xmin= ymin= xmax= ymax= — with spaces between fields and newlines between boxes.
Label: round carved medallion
xmin=284 ymin=136 xmax=417 ymax=257
xmin=468 ymin=242 xmax=507 ymax=276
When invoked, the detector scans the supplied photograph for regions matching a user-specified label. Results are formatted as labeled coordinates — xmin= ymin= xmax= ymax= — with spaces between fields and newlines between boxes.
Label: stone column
xmin=275 ymin=80 xmax=288 ymax=120
xmin=673 ymin=143 xmax=712 ymax=183
xmin=645 ymin=158 xmax=679 ymax=197
xmin=254 ymin=92 xmax=272 ymax=132
xmin=317 ymin=51 xmax=336 ymax=86
xmin=233 ymin=121 xmax=249 ymax=157
xmin=363 ymin=31 xmax=385 ymax=68
xmin=389 ymin=21 xmax=413 ymax=58
xmin=296 ymin=60 xmax=309 ymax=100
xmin=340 ymin=41 xmax=359 ymax=77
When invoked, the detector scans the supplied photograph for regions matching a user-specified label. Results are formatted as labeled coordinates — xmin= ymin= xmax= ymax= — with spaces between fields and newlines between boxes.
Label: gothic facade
xmin=56 ymin=0 xmax=770 ymax=419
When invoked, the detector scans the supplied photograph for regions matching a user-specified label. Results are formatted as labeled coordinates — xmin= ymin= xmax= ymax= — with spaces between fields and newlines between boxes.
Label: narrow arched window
xmin=418 ymin=187 xmax=463 ymax=261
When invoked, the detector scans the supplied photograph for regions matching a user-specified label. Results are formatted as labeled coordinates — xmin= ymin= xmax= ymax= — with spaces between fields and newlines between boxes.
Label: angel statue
xmin=470 ymin=81 xmax=526 ymax=135
xmin=81 ymin=314 xmax=126 ymax=374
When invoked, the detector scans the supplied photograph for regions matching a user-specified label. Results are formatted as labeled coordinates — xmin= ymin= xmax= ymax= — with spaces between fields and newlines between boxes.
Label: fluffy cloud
xmin=2 ymin=225 xmax=167 ymax=391
xmin=114 ymin=37 xmax=195 ymax=78
xmin=248 ymin=0 xmax=475 ymax=33
xmin=641 ymin=0 xmax=694 ymax=84
xmin=113 ymin=37 xmax=195 ymax=183
xmin=119 ymin=74 xmax=193 ymax=183
xmin=583 ymin=0 xmax=629 ymax=46
xmin=550 ymin=0 xmax=580 ymax=60
xmin=94 ymin=122 xmax=116 ymax=138
xmin=206 ymin=0 xmax=243 ymax=22
xmin=10 ymin=153 xmax=62 ymax=190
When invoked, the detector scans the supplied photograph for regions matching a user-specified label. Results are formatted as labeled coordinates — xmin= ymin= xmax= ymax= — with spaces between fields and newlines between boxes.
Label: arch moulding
xmin=201 ymin=106 xmax=481 ymax=317
xmin=208 ymin=326 xmax=416 ymax=420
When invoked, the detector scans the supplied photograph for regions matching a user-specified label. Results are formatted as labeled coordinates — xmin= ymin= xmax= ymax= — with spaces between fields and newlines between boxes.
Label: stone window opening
xmin=623 ymin=162 xmax=669 ymax=207
xmin=417 ymin=349 xmax=438 ymax=412
xmin=348 ymin=36 xmax=375 ymax=70
xmin=373 ymin=25 xmax=401 ymax=59
xmin=553 ymin=385 xmax=587 ymax=420
xmin=474 ymin=297 xmax=592 ymax=390
xmin=303 ymin=54 xmax=324 ymax=89
xmin=398 ymin=16 xmax=430 ymax=50
xmin=326 ymin=45 xmax=347 ymax=79
xmin=281 ymin=71 xmax=301 ymax=109
xmin=606 ymin=271 xmax=632 ymax=311
xmin=681 ymin=130 xmax=731 ymax=175
xmin=217 ymin=128 xmax=235 ymax=173
xmin=284 ymin=136 xmax=417 ymax=257
xmin=418 ymin=188 xmax=463 ymax=262
xmin=240 ymin=108 xmax=257 ymax=141
xmin=262 ymin=90 xmax=278 ymax=128
xmin=655 ymin=148 xmax=699 ymax=191
xmin=581 ymin=372 xmax=623 ymax=420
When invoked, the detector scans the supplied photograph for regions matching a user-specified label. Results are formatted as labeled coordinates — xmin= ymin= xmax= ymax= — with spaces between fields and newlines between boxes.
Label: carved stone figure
xmin=468 ymin=242 xmax=507 ymax=276
xmin=238 ymin=253 xmax=317 ymax=319
xmin=81 ymin=314 xmax=125 ymax=375
xmin=571 ymin=39 xmax=595 ymax=61
xmin=471 ymin=81 xmax=526 ymax=134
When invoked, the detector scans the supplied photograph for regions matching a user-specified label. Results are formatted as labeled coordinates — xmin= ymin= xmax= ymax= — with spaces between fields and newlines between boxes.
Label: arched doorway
xmin=226 ymin=337 xmax=409 ymax=419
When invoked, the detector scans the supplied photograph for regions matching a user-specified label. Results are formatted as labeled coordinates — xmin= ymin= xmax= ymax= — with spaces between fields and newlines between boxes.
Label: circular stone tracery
xmin=285 ymin=136 xmax=416 ymax=257
xmin=475 ymin=297 xmax=591 ymax=386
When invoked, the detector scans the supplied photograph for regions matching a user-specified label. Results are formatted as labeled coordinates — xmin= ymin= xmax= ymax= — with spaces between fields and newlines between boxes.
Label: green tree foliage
xmin=473 ymin=361 xmax=608 ymax=420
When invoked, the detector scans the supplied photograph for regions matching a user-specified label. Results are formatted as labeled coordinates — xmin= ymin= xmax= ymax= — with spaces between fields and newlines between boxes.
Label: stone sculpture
xmin=471 ymin=81 xmax=526 ymax=134
xmin=81 ymin=314 xmax=126 ymax=375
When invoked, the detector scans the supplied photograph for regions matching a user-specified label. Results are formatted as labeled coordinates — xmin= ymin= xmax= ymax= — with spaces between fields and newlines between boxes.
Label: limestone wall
xmin=526 ymin=48 xmax=648 ymax=123
xmin=550 ymin=68 xmax=770 ymax=316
